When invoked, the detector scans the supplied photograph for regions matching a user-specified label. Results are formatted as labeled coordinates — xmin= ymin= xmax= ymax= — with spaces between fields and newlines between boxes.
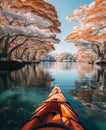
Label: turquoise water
xmin=0 ymin=62 xmax=106 ymax=130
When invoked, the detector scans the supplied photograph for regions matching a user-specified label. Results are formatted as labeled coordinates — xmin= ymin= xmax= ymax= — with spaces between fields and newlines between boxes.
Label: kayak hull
xmin=21 ymin=85 xmax=84 ymax=130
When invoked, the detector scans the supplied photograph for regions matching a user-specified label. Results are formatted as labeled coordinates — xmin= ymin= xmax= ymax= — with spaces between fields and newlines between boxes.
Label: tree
xmin=0 ymin=0 xmax=61 ymax=61
xmin=77 ymin=52 xmax=96 ymax=63
xmin=66 ymin=0 xmax=106 ymax=63
xmin=74 ymin=47 xmax=96 ymax=63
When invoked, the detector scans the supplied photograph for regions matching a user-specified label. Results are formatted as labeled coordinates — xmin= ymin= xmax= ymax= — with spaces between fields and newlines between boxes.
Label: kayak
xmin=21 ymin=85 xmax=84 ymax=130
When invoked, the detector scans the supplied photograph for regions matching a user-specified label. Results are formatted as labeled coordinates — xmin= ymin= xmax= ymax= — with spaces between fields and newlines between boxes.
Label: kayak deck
xmin=21 ymin=85 xmax=84 ymax=130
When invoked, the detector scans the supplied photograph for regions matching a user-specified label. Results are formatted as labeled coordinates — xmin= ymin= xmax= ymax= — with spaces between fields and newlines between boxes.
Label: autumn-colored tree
xmin=0 ymin=0 xmax=60 ymax=61
xmin=73 ymin=47 xmax=96 ymax=63
xmin=11 ymin=39 xmax=55 ymax=61
xmin=66 ymin=0 xmax=106 ymax=63
xmin=77 ymin=52 xmax=96 ymax=63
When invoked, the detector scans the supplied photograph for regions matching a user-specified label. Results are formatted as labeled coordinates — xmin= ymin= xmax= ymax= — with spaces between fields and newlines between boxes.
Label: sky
xmin=45 ymin=0 xmax=94 ymax=53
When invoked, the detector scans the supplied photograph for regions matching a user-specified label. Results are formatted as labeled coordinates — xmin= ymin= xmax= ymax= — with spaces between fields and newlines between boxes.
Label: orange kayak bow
xmin=21 ymin=85 xmax=84 ymax=130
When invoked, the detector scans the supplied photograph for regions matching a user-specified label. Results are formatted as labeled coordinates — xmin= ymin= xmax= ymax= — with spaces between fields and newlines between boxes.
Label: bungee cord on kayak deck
xmin=23 ymin=101 xmax=79 ymax=126
xmin=31 ymin=122 xmax=73 ymax=130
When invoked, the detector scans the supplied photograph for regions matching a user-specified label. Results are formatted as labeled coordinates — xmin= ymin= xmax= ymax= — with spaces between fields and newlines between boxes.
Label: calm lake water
xmin=0 ymin=62 xmax=106 ymax=130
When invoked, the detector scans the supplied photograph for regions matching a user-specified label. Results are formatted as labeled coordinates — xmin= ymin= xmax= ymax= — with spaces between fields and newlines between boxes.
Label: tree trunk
xmin=101 ymin=41 xmax=106 ymax=59
xmin=1 ymin=37 xmax=9 ymax=59
xmin=94 ymin=42 xmax=106 ymax=64
xmin=8 ymin=38 xmax=28 ymax=60
xmin=1 ymin=36 xmax=17 ymax=60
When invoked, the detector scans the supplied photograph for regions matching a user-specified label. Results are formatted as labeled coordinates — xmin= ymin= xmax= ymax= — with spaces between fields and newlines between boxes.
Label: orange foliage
xmin=1 ymin=0 xmax=61 ymax=32
xmin=94 ymin=0 xmax=105 ymax=7
xmin=86 ymin=16 xmax=105 ymax=23
xmin=0 ymin=0 xmax=61 ymax=60
xmin=66 ymin=27 xmax=93 ymax=42
xmin=67 ymin=5 xmax=88 ymax=20
xmin=66 ymin=0 xmax=106 ymax=42
xmin=77 ymin=27 xmax=92 ymax=39
xmin=91 ymin=34 xmax=106 ymax=40
xmin=0 ymin=17 xmax=8 ymax=24
xmin=75 ymin=47 xmax=87 ymax=56
xmin=65 ymin=32 xmax=79 ymax=41
xmin=87 ymin=8 xmax=106 ymax=17
xmin=47 ymin=43 xmax=55 ymax=50
xmin=86 ymin=0 xmax=106 ymax=17
xmin=77 ymin=47 xmax=86 ymax=52
xmin=78 ymin=52 xmax=96 ymax=62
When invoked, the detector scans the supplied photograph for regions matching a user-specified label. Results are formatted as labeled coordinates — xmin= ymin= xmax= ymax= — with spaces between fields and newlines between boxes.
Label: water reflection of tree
xmin=42 ymin=62 xmax=76 ymax=71
xmin=68 ymin=63 xmax=106 ymax=121
xmin=77 ymin=62 xmax=96 ymax=78
xmin=0 ymin=64 xmax=54 ymax=129
xmin=94 ymin=65 xmax=106 ymax=92
xmin=0 ymin=64 xmax=54 ymax=90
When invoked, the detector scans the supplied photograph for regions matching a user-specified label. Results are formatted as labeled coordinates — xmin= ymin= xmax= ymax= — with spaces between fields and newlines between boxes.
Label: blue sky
xmin=46 ymin=0 xmax=94 ymax=53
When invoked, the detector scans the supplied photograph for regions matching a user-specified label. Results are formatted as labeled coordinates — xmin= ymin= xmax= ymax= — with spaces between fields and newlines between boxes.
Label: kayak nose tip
xmin=56 ymin=84 xmax=59 ymax=87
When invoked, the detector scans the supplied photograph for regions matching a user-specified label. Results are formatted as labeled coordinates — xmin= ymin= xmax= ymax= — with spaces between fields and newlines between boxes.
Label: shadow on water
xmin=0 ymin=94 xmax=34 ymax=130
xmin=0 ymin=64 xmax=54 ymax=130
xmin=80 ymin=116 xmax=100 ymax=130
